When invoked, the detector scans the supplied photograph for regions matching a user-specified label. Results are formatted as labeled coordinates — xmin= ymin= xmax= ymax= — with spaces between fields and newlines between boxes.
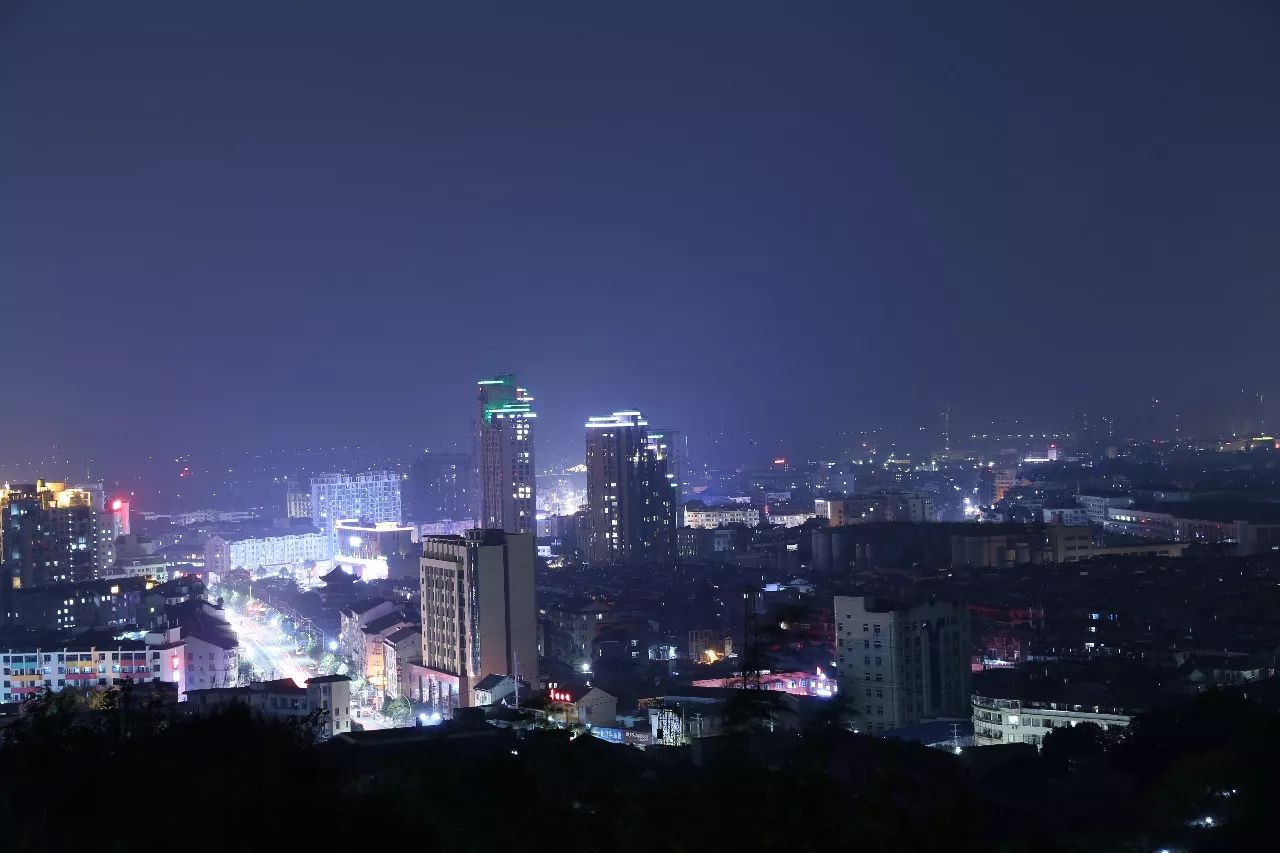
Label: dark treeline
xmin=0 ymin=686 xmax=1275 ymax=852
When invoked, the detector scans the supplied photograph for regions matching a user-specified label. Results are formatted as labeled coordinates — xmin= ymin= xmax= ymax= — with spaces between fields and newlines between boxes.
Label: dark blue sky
xmin=3 ymin=2 xmax=1278 ymax=470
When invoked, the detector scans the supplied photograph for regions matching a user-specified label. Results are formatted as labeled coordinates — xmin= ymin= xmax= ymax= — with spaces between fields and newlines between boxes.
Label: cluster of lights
xmin=549 ymin=690 xmax=574 ymax=703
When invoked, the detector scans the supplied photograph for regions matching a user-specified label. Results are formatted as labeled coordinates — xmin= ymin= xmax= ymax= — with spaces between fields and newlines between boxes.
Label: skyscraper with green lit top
xmin=475 ymin=374 xmax=536 ymax=534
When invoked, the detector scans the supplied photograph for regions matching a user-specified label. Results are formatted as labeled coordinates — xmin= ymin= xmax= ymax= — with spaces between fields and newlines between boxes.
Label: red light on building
xmin=111 ymin=499 xmax=123 ymax=511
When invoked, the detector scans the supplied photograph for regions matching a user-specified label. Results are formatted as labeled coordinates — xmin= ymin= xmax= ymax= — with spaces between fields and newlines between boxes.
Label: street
xmin=225 ymin=608 xmax=315 ymax=687
xmin=224 ymin=600 xmax=394 ymax=730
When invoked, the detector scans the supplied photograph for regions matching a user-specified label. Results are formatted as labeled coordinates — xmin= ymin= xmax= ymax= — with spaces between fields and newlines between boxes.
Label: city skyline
xmin=4 ymin=6 xmax=1280 ymax=847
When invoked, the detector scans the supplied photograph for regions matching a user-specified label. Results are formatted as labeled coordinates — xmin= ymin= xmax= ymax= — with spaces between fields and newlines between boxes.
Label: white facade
xmin=971 ymin=693 xmax=1132 ymax=749
xmin=310 ymin=473 xmax=402 ymax=557
xmin=1 ymin=629 xmax=210 ymax=704
xmin=177 ymin=632 xmax=240 ymax=692
xmin=1 ymin=644 xmax=174 ymax=703
xmin=306 ymin=675 xmax=353 ymax=737
xmin=684 ymin=505 xmax=760 ymax=529
xmin=205 ymin=531 xmax=327 ymax=575
xmin=140 ymin=509 xmax=260 ymax=526
xmin=768 ymin=510 xmax=816 ymax=528
xmin=1043 ymin=506 xmax=1090 ymax=526
xmin=1074 ymin=493 xmax=1133 ymax=524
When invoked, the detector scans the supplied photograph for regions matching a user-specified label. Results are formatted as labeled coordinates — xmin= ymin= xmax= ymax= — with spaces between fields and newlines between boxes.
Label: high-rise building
xmin=475 ymin=375 xmax=536 ymax=534
xmin=285 ymin=477 xmax=313 ymax=519
xmin=834 ymin=595 xmax=971 ymax=733
xmin=416 ymin=529 xmax=537 ymax=713
xmin=584 ymin=411 xmax=677 ymax=564
xmin=309 ymin=472 xmax=402 ymax=558
xmin=1 ymin=481 xmax=102 ymax=592
xmin=92 ymin=492 xmax=130 ymax=571
xmin=403 ymin=451 xmax=472 ymax=524
xmin=645 ymin=428 xmax=684 ymax=499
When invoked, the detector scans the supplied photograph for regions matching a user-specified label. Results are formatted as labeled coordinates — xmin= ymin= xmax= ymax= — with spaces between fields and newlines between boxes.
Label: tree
xmin=1040 ymin=721 xmax=1111 ymax=772
xmin=383 ymin=696 xmax=412 ymax=727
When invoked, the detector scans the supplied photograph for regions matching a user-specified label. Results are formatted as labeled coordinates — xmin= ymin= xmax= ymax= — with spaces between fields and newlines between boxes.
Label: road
xmin=225 ymin=604 xmax=394 ymax=730
xmin=226 ymin=609 xmax=315 ymax=688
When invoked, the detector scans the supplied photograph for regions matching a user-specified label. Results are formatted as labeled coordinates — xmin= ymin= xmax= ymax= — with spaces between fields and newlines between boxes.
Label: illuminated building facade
xmin=834 ymin=595 xmax=970 ymax=733
xmin=0 ymin=616 xmax=237 ymax=703
xmin=993 ymin=466 xmax=1018 ymax=504
xmin=285 ymin=477 xmax=312 ymax=519
xmin=0 ymin=640 xmax=177 ymax=704
xmin=645 ymin=428 xmax=684 ymax=499
xmin=475 ymin=375 xmax=536 ymax=534
xmin=97 ymin=497 xmax=131 ymax=571
xmin=332 ymin=519 xmax=416 ymax=581
xmin=585 ymin=411 xmax=678 ymax=563
xmin=1 ymin=481 xmax=102 ymax=591
xmin=309 ymin=472 xmax=402 ymax=558
xmin=416 ymin=530 xmax=537 ymax=713
xmin=204 ymin=529 xmax=328 ymax=576
xmin=683 ymin=502 xmax=760 ymax=529
xmin=972 ymin=691 xmax=1133 ymax=749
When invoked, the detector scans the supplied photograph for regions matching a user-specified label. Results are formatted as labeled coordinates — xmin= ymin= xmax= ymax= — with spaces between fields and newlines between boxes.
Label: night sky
xmin=3 ymin=2 xmax=1278 ymax=472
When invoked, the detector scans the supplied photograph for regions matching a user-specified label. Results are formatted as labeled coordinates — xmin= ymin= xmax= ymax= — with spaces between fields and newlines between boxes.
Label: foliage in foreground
xmin=0 ymin=686 xmax=1275 ymax=853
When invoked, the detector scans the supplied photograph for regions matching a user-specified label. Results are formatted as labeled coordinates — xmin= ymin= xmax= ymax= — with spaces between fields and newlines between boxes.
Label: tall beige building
xmin=417 ymin=529 xmax=537 ymax=713
xmin=834 ymin=595 xmax=970 ymax=733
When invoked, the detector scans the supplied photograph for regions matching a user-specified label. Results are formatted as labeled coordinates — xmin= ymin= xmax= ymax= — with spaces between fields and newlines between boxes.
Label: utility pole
xmin=741 ymin=586 xmax=762 ymax=691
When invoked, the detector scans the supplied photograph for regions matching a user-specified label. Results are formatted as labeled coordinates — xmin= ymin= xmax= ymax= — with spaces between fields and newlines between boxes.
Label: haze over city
xmin=4 ymin=2 xmax=1278 ymax=476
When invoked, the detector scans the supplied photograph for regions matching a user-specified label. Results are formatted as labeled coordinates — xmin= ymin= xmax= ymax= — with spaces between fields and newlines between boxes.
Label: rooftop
xmin=306 ymin=674 xmax=351 ymax=685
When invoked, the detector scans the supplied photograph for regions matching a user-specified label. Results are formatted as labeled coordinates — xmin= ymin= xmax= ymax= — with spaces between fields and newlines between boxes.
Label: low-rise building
xmin=766 ymin=507 xmax=817 ymax=528
xmin=547 ymin=684 xmax=617 ymax=728
xmin=1043 ymin=506 xmax=1090 ymax=526
xmin=204 ymin=529 xmax=327 ymax=576
xmin=1105 ymin=501 xmax=1280 ymax=554
xmin=338 ymin=598 xmax=397 ymax=673
xmin=187 ymin=678 xmax=310 ymax=720
xmin=307 ymin=674 xmax=353 ymax=737
xmin=971 ymin=692 xmax=1133 ymax=749
xmin=0 ymin=615 xmax=238 ymax=704
xmin=683 ymin=502 xmax=760 ymax=530
xmin=184 ymin=674 xmax=352 ymax=738
xmin=1 ymin=639 xmax=178 ymax=704
xmin=380 ymin=625 xmax=422 ymax=701
xmin=472 ymin=673 xmax=516 ymax=706
xmin=1075 ymin=492 xmax=1134 ymax=524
